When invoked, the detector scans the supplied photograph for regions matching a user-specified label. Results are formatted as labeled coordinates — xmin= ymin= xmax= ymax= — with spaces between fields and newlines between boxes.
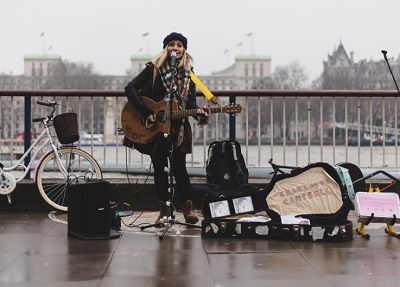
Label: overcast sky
xmin=1 ymin=0 xmax=400 ymax=82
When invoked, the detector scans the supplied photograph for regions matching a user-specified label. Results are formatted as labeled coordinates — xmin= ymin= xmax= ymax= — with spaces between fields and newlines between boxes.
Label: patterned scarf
xmin=158 ymin=61 xmax=191 ymax=146
xmin=159 ymin=62 xmax=191 ymax=104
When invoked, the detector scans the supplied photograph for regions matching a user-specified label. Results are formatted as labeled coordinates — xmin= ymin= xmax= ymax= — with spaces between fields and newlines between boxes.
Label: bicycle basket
xmin=53 ymin=113 xmax=79 ymax=144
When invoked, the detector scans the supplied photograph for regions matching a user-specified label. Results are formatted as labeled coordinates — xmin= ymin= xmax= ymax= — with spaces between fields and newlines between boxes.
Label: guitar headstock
xmin=222 ymin=104 xmax=242 ymax=114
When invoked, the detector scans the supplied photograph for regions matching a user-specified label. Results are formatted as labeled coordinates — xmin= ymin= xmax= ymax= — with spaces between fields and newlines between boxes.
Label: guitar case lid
xmin=265 ymin=162 xmax=352 ymax=221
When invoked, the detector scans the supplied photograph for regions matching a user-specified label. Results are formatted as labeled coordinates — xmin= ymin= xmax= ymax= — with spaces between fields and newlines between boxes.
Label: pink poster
xmin=355 ymin=192 xmax=400 ymax=218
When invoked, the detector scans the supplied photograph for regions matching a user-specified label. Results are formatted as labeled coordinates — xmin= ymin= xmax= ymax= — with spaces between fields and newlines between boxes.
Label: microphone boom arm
xmin=381 ymin=50 xmax=400 ymax=94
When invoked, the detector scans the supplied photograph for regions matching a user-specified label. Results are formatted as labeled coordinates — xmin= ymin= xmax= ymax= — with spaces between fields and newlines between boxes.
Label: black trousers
xmin=150 ymin=137 xmax=191 ymax=203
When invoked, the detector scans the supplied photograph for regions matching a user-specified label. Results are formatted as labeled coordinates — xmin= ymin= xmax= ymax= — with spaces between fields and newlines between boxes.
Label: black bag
xmin=206 ymin=140 xmax=249 ymax=190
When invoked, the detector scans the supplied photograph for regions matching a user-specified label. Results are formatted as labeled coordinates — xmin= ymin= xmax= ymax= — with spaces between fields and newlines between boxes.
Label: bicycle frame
xmin=2 ymin=121 xmax=69 ymax=183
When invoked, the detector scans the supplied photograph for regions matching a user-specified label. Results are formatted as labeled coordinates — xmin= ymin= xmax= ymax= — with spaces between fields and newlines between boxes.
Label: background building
xmin=1 ymin=53 xmax=272 ymax=142
xmin=0 ymin=54 xmax=130 ymax=141
xmin=322 ymin=41 xmax=400 ymax=90
xmin=129 ymin=55 xmax=153 ymax=77
xmin=201 ymin=55 xmax=272 ymax=90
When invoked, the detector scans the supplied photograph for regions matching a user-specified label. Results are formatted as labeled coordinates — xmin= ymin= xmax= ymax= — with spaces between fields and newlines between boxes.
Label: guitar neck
xmin=170 ymin=107 xmax=223 ymax=120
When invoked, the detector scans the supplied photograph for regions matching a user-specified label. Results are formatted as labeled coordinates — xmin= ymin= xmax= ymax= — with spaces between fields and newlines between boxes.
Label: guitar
xmin=121 ymin=97 xmax=242 ymax=144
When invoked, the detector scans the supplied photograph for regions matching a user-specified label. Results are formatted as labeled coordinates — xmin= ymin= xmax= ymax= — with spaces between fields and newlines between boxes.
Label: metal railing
xmin=1 ymin=90 xmax=400 ymax=175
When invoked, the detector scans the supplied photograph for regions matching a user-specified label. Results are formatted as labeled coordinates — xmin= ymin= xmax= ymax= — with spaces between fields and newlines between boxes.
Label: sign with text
xmin=355 ymin=192 xmax=400 ymax=223
xmin=267 ymin=167 xmax=343 ymax=216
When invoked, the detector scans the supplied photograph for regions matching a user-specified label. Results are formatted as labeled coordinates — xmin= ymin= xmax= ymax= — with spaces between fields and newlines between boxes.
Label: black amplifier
xmin=67 ymin=179 xmax=120 ymax=240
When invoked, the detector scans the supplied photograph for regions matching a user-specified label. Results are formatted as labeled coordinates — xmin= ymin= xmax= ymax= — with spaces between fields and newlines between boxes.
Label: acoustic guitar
xmin=121 ymin=97 xmax=242 ymax=144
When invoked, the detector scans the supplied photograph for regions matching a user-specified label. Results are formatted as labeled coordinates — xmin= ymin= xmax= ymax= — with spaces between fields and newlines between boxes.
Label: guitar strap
xmin=152 ymin=65 xmax=158 ymax=98
xmin=190 ymin=71 xmax=218 ymax=104
xmin=151 ymin=64 xmax=185 ymax=147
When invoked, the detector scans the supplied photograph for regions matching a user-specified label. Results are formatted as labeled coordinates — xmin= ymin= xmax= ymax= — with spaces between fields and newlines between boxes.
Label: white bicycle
xmin=0 ymin=100 xmax=102 ymax=211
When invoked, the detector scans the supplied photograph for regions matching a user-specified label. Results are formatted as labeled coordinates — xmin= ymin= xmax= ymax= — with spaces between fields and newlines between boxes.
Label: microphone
xmin=170 ymin=51 xmax=177 ymax=67
xmin=381 ymin=50 xmax=388 ymax=60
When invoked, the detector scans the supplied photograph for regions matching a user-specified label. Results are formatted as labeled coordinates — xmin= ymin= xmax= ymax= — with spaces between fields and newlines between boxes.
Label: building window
xmin=245 ymin=64 xmax=248 ymax=77
xmin=31 ymin=63 xmax=35 ymax=77
xmin=260 ymin=63 xmax=264 ymax=77
xmin=39 ymin=62 xmax=43 ymax=77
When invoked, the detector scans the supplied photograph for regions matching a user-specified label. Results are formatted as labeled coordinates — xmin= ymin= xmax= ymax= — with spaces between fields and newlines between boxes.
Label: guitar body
xmin=121 ymin=97 xmax=178 ymax=145
xmin=121 ymin=96 xmax=241 ymax=146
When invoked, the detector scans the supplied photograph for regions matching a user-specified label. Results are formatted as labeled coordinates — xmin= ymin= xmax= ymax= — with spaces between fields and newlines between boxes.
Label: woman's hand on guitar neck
xmin=196 ymin=107 xmax=209 ymax=125
xmin=145 ymin=114 xmax=156 ymax=128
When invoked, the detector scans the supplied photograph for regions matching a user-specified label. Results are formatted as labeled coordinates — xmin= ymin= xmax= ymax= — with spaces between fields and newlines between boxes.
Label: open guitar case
xmin=202 ymin=162 xmax=356 ymax=242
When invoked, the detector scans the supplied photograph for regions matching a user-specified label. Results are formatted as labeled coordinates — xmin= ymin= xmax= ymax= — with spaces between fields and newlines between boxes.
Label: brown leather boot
xmin=155 ymin=201 xmax=171 ymax=226
xmin=183 ymin=200 xmax=199 ymax=224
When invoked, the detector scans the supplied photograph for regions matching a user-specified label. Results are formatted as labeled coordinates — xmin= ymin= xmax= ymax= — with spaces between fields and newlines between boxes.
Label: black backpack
xmin=206 ymin=140 xmax=249 ymax=190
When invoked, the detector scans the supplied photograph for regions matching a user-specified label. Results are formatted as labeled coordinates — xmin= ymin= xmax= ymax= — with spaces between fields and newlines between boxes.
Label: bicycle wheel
xmin=36 ymin=147 xmax=102 ymax=211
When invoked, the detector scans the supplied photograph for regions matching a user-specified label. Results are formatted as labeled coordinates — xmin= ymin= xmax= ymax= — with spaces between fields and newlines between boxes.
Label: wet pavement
xmin=1 ymin=210 xmax=400 ymax=286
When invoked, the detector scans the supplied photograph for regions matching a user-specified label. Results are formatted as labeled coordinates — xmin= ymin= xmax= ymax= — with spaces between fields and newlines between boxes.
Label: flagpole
xmin=142 ymin=32 xmax=150 ymax=54
xmin=223 ymin=49 xmax=229 ymax=66
xmin=245 ymin=32 xmax=254 ymax=55
xmin=40 ymin=32 xmax=45 ymax=54
xmin=236 ymin=42 xmax=243 ymax=55
xmin=251 ymin=34 xmax=254 ymax=55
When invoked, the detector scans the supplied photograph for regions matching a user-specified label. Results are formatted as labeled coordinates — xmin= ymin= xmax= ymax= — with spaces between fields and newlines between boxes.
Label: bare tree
xmin=244 ymin=61 xmax=310 ymax=142
xmin=40 ymin=60 xmax=106 ymax=134
xmin=272 ymin=61 xmax=309 ymax=139
xmin=273 ymin=61 xmax=309 ymax=90
xmin=44 ymin=60 xmax=101 ymax=90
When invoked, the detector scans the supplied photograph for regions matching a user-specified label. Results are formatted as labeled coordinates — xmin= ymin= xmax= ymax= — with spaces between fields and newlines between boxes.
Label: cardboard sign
xmin=267 ymin=167 xmax=343 ymax=216
xmin=355 ymin=192 xmax=400 ymax=223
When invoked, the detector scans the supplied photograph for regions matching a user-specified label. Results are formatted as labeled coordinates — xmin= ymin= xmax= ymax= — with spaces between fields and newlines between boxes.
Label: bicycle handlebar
xmin=34 ymin=101 xmax=57 ymax=123
xmin=32 ymin=117 xmax=46 ymax=123
xmin=34 ymin=101 xmax=73 ymax=123
xmin=37 ymin=100 xmax=56 ymax=107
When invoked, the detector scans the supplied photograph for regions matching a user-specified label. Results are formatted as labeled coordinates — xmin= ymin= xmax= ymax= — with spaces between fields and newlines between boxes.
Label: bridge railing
xmin=1 ymin=90 xmax=400 ymax=175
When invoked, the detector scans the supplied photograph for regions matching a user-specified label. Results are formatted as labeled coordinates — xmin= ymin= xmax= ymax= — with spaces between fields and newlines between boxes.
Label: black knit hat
xmin=163 ymin=32 xmax=187 ymax=49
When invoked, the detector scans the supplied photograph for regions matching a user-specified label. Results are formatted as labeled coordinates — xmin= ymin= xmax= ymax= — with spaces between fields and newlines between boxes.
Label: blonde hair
xmin=152 ymin=47 xmax=193 ymax=71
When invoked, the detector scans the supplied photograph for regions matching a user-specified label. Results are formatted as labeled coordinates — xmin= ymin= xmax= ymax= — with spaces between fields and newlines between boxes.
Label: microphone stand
xmin=140 ymin=58 xmax=201 ymax=239
xmin=381 ymin=50 xmax=400 ymax=94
